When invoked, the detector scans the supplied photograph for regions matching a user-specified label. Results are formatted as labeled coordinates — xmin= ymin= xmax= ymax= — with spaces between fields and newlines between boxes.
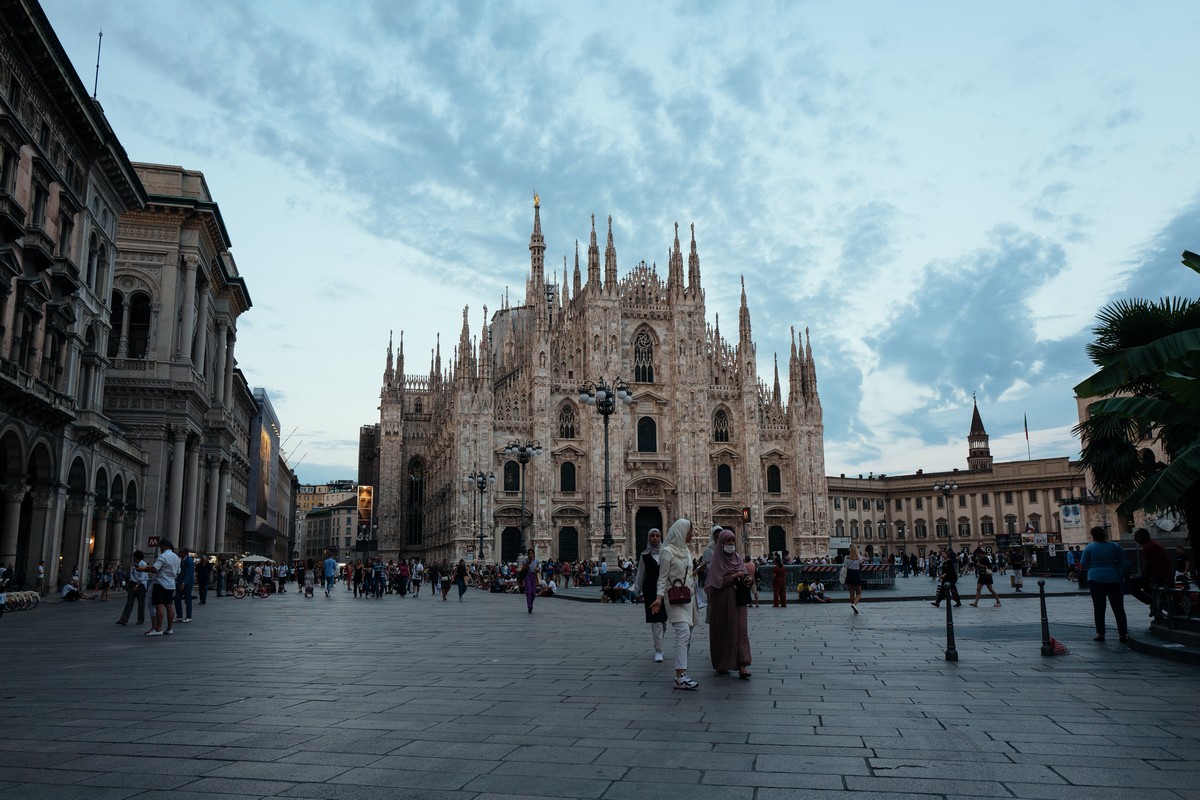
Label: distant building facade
xmin=825 ymin=402 xmax=1090 ymax=559
xmin=372 ymin=200 xmax=829 ymax=564
xmin=301 ymin=495 xmax=356 ymax=561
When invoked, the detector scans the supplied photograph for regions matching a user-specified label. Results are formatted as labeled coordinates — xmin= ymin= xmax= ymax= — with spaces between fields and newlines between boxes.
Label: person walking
xmin=1009 ymin=547 xmax=1026 ymax=592
xmin=195 ymin=555 xmax=212 ymax=606
xmin=771 ymin=553 xmax=787 ymax=608
xmin=116 ymin=550 xmax=149 ymax=626
xmin=323 ymin=553 xmax=337 ymax=597
xmin=931 ymin=549 xmax=962 ymax=608
xmin=1080 ymin=526 xmax=1131 ymax=642
xmin=649 ymin=518 xmax=699 ymax=690
xmin=705 ymin=529 xmax=752 ymax=679
xmin=968 ymin=547 xmax=1001 ymax=608
xmin=635 ymin=528 xmax=668 ymax=662
xmin=137 ymin=539 xmax=181 ymax=637
xmin=174 ymin=548 xmax=195 ymax=622
xmin=522 ymin=549 xmax=539 ymax=612
xmin=453 ymin=559 xmax=469 ymax=600
xmin=844 ymin=544 xmax=864 ymax=614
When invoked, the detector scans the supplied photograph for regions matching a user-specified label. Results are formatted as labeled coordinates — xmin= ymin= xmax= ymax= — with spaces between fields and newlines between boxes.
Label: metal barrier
xmin=755 ymin=563 xmax=896 ymax=591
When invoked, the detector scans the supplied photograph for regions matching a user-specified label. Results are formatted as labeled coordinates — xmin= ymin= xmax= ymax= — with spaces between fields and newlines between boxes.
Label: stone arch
xmin=632 ymin=325 xmax=657 ymax=383
xmin=0 ymin=427 xmax=26 ymax=481
xmin=557 ymin=401 xmax=578 ymax=439
xmin=713 ymin=405 xmax=731 ymax=443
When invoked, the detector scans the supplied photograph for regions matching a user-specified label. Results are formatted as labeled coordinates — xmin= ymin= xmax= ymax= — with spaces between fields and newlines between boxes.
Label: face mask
xmin=723 ymin=545 xmax=736 ymax=554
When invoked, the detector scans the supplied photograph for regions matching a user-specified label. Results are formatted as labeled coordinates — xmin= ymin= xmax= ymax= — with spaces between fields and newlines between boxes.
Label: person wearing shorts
xmin=969 ymin=547 xmax=1001 ymax=608
xmin=138 ymin=539 xmax=181 ymax=636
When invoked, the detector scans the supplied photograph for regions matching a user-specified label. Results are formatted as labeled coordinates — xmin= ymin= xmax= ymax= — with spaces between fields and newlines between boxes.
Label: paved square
xmin=1 ymin=585 xmax=1197 ymax=799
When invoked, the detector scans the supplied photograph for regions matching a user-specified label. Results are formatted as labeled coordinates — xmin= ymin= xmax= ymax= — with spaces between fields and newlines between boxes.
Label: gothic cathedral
xmin=374 ymin=199 xmax=830 ymax=563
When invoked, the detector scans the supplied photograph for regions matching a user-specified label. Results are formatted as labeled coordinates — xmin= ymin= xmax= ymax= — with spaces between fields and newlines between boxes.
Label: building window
xmin=1004 ymin=491 xmax=1014 ymax=504
xmin=31 ymin=183 xmax=49 ymax=227
xmin=558 ymin=404 xmax=577 ymax=439
xmin=915 ymin=498 xmax=923 ymax=510
xmin=1005 ymin=515 xmax=1017 ymax=534
xmin=895 ymin=498 xmax=902 ymax=511
xmin=1028 ymin=489 xmax=1038 ymax=502
xmin=713 ymin=408 xmax=730 ymax=442
xmin=848 ymin=498 xmax=857 ymax=510
xmin=833 ymin=497 xmax=841 ymax=510
xmin=936 ymin=496 xmax=944 ymax=509
xmin=57 ymin=213 xmax=73 ymax=259
xmin=864 ymin=521 xmax=873 ymax=539
xmin=503 ymin=461 xmax=520 ymax=492
xmin=560 ymin=462 xmax=576 ymax=493
xmin=634 ymin=330 xmax=655 ymax=383
xmin=876 ymin=499 xmax=884 ymax=511
xmin=850 ymin=522 xmax=859 ymax=539
xmin=1053 ymin=488 xmax=1063 ymax=501
xmin=981 ymin=519 xmax=995 ymax=536
xmin=958 ymin=494 xmax=967 ymax=508
xmin=127 ymin=292 xmax=152 ymax=359
xmin=935 ymin=520 xmax=949 ymax=537
xmin=766 ymin=465 xmax=781 ymax=494
xmin=957 ymin=521 xmax=971 ymax=537
xmin=915 ymin=521 xmax=928 ymax=538
xmin=716 ymin=463 xmax=733 ymax=494
xmin=835 ymin=520 xmax=845 ymax=536
xmin=636 ymin=416 xmax=657 ymax=452
xmin=895 ymin=522 xmax=906 ymax=539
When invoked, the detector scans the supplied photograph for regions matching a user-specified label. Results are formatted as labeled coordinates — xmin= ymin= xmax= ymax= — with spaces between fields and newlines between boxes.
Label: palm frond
xmin=1118 ymin=441 xmax=1200 ymax=515
xmin=1075 ymin=328 xmax=1200 ymax=397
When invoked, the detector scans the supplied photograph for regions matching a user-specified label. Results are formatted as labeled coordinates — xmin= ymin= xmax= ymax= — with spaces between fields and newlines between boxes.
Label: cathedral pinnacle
xmin=604 ymin=214 xmax=618 ymax=289
xmin=587 ymin=214 xmax=600 ymax=288
xmin=738 ymin=275 xmax=752 ymax=343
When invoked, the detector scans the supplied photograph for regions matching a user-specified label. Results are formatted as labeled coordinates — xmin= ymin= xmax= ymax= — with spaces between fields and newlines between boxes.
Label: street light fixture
xmin=932 ymin=478 xmax=959 ymax=662
xmin=504 ymin=440 xmax=542 ymax=552
xmin=933 ymin=480 xmax=958 ymax=540
xmin=578 ymin=377 xmax=633 ymax=551
xmin=464 ymin=469 xmax=495 ymax=562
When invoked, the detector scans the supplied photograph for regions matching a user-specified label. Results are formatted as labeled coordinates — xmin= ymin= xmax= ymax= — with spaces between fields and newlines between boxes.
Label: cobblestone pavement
xmin=1 ymin=583 xmax=1197 ymax=800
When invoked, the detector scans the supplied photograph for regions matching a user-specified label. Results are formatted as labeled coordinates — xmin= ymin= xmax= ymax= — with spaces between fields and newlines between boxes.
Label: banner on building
xmin=1061 ymin=504 xmax=1082 ymax=528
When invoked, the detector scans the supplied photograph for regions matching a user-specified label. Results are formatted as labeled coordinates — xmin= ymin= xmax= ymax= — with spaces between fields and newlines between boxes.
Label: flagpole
xmin=1024 ymin=413 xmax=1031 ymax=460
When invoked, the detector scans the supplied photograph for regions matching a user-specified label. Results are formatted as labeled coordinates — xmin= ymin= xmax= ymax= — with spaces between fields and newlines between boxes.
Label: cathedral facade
xmin=374 ymin=200 xmax=830 ymax=564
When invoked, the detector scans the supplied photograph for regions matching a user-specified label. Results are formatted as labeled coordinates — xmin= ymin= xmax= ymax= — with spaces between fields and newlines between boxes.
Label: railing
xmin=755 ymin=563 xmax=897 ymax=592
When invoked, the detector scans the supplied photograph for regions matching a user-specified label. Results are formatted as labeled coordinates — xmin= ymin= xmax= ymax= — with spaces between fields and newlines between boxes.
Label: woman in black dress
xmin=635 ymin=528 xmax=668 ymax=662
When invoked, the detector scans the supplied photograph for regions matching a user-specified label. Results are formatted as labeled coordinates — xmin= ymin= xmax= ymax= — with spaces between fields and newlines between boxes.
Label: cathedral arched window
xmin=560 ymin=462 xmax=576 ymax=493
xmin=766 ymin=465 xmax=781 ymax=494
xmin=637 ymin=416 xmax=657 ymax=453
xmin=716 ymin=463 xmax=732 ymax=494
xmin=634 ymin=330 xmax=654 ymax=383
xmin=713 ymin=408 xmax=730 ymax=442
xmin=558 ymin=403 xmax=577 ymax=439
xmin=503 ymin=460 xmax=520 ymax=491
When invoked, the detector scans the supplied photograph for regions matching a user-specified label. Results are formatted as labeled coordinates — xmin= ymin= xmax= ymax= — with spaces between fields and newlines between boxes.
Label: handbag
xmin=667 ymin=578 xmax=692 ymax=605
xmin=735 ymin=579 xmax=752 ymax=607
xmin=838 ymin=564 xmax=848 ymax=584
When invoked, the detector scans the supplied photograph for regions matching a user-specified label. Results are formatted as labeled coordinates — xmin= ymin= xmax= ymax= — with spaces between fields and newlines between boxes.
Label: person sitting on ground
xmin=811 ymin=581 xmax=830 ymax=603
xmin=536 ymin=579 xmax=558 ymax=598
xmin=61 ymin=578 xmax=94 ymax=602
xmin=797 ymin=581 xmax=813 ymax=603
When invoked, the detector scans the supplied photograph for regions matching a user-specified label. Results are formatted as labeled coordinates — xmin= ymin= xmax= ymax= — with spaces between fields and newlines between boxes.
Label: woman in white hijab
xmin=649 ymin=518 xmax=699 ymax=690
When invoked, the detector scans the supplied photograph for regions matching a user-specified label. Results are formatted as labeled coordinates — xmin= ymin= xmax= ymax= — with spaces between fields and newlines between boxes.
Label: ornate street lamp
xmin=933 ymin=478 xmax=959 ymax=661
xmin=504 ymin=440 xmax=542 ymax=551
xmin=933 ymin=479 xmax=958 ymax=540
xmin=578 ymin=377 xmax=633 ymax=552
xmin=464 ymin=469 xmax=495 ymax=562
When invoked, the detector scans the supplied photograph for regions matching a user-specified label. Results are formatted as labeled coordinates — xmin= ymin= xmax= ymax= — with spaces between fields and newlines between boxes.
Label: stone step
xmin=1125 ymin=624 xmax=1200 ymax=666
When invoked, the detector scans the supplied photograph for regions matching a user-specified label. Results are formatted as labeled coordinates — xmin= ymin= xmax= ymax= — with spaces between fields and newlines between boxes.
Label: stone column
xmin=178 ymin=255 xmax=199 ymax=360
xmin=27 ymin=487 xmax=58 ymax=582
xmin=123 ymin=510 xmax=140 ymax=558
xmin=107 ymin=508 xmax=126 ymax=564
xmin=193 ymin=287 xmax=211 ymax=370
xmin=0 ymin=483 xmax=30 ymax=567
xmin=89 ymin=504 xmax=110 ymax=580
xmin=74 ymin=493 xmax=95 ymax=585
xmin=166 ymin=431 xmax=187 ymax=542
xmin=223 ymin=331 xmax=236 ymax=406
xmin=212 ymin=321 xmax=228 ymax=404
xmin=40 ymin=484 xmax=67 ymax=588
xmin=117 ymin=301 xmax=132 ymax=358
xmin=216 ymin=466 xmax=231 ymax=554
xmin=55 ymin=495 xmax=86 ymax=589
xmin=204 ymin=457 xmax=221 ymax=554
xmin=181 ymin=444 xmax=201 ymax=551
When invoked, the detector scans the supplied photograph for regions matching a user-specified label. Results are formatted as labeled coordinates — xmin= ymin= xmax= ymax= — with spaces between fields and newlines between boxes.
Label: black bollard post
xmin=943 ymin=580 xmax=958 ymax=662
xmin=1038 ymin=579 xmax=1054 ymax=656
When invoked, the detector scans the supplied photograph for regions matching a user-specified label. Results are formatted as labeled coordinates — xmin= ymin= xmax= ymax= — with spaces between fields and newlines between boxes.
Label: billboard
xmin=1061 ymin=504 xmax=1082 ymax=528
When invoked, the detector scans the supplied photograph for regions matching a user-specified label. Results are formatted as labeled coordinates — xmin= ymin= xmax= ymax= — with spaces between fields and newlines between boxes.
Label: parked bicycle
xmin=1150 ymin=579 xmax=1196 ymax=627
xmin=1 ymin=577 xmax=39 ymax=615
xmin=230 ymin=576 xmax=270 ymax=599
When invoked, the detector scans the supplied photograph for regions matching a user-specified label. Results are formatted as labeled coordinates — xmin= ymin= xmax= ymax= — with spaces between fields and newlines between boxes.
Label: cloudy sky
xmin=43 ymin=0 xmax=1200 ymax=484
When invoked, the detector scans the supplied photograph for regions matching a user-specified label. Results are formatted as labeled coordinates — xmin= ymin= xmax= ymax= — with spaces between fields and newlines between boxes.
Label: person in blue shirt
xmin=1079 ymin=526 xmax=1131 ymax=642
xmin=174 ymin=548 xmax=195 ymax=622
xmin=323 ymin=554 xmax=338 ymax=597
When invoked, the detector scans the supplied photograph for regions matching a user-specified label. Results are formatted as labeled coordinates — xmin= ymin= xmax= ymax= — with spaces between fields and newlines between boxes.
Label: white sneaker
xmin=654 ymin=651 xmax=664 ymax=662
xmin=673 ymin=674 xmax=699 ymax=690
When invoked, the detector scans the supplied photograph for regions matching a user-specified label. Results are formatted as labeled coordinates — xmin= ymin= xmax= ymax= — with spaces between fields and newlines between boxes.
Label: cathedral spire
xmin=479 ymin=305 xmax=491 ymax=381
xmin=587 ymin=214 xmax=600 ymax=289
xmin=687 ymin=223 xmax=701 ymax=294
xmin=738 ymin=276 xmax=752 ymax=344
xmin=604 ymin=214 xmax=617 ymax=290
xmin=397 ymin=331 xmax=404 ymax=379
xmin=668 ymin=221 xmax=684 ymax=294
xmin=458 ymin=305 xmax=474 ymax=380
xmin=384 ymin=330 xmax=394 ymax=386
xmin=573 ymin=239 xmax=582 ymax=296
xmin=804 ymin=327 xmax=819 ymax=405
xmin=528 ymin=194 xmax=546 ymax=308
xmin=772 ymin=354 xmax=782 ymax=404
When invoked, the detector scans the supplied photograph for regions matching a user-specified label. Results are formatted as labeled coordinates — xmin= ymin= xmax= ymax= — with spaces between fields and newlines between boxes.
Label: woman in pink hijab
xmin=705 ymin=529 xmax=752 ymax=678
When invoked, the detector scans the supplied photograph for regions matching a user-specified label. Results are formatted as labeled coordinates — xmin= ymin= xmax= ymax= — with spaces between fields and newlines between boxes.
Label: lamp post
xmin=504 ymin=441 xmax=542 ymax=552
xmin=933 ymin=479 xmax=959 ymax=662
xmin=465 ymin=469 xmax=495 ymax=562
xmin=578 ymin=377 xmax=632 ymax=555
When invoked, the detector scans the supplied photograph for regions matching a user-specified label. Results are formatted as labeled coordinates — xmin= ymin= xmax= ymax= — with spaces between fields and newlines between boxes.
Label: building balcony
xmin=0 ymin=356 xmax=75 ymax=428
xmin=22 ymin=223 xmax=55 ymax=269
xmin=73 ymin=409 xmax=110 ymax=445
xmin=0 ymin=190 xmax=26 ymax=240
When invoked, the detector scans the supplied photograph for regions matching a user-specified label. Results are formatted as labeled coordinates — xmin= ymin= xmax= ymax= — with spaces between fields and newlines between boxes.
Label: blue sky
xmin=43 ymin=0 xmax=1200 ymax=484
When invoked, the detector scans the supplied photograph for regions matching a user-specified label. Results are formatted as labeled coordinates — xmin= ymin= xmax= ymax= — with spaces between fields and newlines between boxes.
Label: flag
xmin=1024 ymin=413 xmax=1029 ymax=441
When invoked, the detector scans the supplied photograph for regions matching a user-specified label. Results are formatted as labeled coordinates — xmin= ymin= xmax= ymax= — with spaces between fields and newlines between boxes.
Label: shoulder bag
xmin=667 ymin=577 xmax=692 ymax=605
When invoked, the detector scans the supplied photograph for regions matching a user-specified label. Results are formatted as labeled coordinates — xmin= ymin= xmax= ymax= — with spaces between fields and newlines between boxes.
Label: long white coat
xmin=655 ymin=547 xmax=697 ymax=627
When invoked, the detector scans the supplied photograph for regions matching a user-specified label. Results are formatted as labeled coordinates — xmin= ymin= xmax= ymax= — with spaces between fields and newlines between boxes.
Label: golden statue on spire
xmin=533 ymin=192 xmax=540 ymax=208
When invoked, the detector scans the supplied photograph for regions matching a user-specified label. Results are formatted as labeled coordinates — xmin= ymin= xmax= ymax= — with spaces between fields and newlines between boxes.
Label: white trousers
xmin=649 ymin=620 xmax=666 ymax=653
xmin=671 ymin=621 xmax=692 ymax=671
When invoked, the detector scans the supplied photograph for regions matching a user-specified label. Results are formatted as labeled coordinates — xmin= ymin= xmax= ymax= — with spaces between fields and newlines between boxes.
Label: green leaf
xmin=1075 ymin=328 xmax=1200 ymax=397
xmin=1159 ymin=371 xmax=1200 ymax=413
xmin=1117 ymin=441 xmax=1200 ymax=515
xmin=1086 ymin=395 xmax=1195 ymax=427
xmin=1184 ymin=250 xmax=1200 ymax=277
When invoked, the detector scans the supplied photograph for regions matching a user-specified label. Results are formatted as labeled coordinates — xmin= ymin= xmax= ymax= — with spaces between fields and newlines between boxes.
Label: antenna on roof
xmin=92 ymin=30 xmax=103 ymax=99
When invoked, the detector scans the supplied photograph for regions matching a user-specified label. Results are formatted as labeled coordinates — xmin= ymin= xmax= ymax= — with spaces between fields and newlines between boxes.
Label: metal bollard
xmin=943 ymin=580 xmax=958 ymax=662
xmin=1038 ymin=579 xmax=1054 ymax=656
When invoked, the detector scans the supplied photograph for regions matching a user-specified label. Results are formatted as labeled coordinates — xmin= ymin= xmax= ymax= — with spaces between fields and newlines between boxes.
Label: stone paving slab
xmin=1 ymin=584 xmax=1197 ymax=799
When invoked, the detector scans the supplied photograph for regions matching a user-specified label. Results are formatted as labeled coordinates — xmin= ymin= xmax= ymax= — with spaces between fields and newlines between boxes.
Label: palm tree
xmin=1074 ymin=250 xmax=1200 ymax=557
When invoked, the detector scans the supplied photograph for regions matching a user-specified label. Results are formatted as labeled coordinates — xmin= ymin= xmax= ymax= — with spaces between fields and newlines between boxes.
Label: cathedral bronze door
xmin=558 ymin=527 xmax=578 ymax=561
xmin=501 ymin=527 xmax=522 ymax=563
xmin=768 ymin=525 xmax=786 ymax=556
xmin=634 ymin=507 xmax=663 ymax=555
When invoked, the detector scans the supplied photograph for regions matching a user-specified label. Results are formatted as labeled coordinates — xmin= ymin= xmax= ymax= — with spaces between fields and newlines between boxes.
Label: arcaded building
xmin=372 ymin=200 xmax=829 ymax=565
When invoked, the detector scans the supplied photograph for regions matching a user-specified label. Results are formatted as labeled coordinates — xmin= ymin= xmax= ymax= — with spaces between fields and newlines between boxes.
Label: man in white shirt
xmin=138 ymin=539 xmax=181 ymax=636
